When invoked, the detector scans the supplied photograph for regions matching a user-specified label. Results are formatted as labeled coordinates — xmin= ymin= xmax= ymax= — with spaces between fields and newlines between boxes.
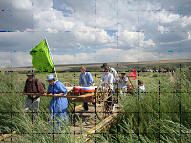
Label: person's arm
xmin=23 ymin=80 xmax=27 ymax=93
xmin=47 ymin=85 xmax=51 ymax=94
xmin=108 ymin=74 xmax=114 ymax=89
xmin=36 ymin=80 xmax=45 ymax=94
xmin=124 ymin=77 xmax=128 ymax=82
xmin=79 ymin=74 xmax=83 ymax=86
xmin=58 ymin=82 xmax=68 ymax=96
xmin=87 ymin=72 xmax=94 ymax=86
xmin=108 ymin=74 xmax=114 ymax=84
xmin=100 ymin=74 xmax=104 ymax=82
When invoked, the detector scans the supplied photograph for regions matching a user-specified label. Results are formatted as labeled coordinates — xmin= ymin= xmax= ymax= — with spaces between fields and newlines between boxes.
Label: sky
xmin=0 ymin=0 xmax=191 ymax=67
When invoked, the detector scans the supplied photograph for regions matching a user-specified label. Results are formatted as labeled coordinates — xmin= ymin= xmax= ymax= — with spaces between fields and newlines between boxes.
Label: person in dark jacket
xmin=23 ymin=71 xmax=45 ymax=121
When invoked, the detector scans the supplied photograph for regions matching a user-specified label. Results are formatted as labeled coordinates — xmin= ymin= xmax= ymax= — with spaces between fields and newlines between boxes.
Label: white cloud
xmin=181 ymin=16 xmax=191 ymax=27
xmin=12 ymin=0 xmax=32 ymax=10
xmin=1 ymin=0 xmax=191 ymax=67
xmin=33 ymin=8 xmax=75 ymax=32
xmin=158 ymin=25 xmax=168 ymax=34
xmin=158 ymin=10 xmax=180 ymax=24
xmin=119 ymin=30 xmax=155 ymax=48
xmin=73 ymin=25 xmax=112 ymax=44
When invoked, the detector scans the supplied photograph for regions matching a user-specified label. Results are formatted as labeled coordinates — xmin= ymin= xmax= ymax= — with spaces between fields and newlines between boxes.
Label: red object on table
xmin=73 ymin=86 xmax=95 ymax=95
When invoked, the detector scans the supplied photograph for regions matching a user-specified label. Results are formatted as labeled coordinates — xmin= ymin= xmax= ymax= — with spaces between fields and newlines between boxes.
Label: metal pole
xmin=45 ymin=38 xmax=58 ymax=80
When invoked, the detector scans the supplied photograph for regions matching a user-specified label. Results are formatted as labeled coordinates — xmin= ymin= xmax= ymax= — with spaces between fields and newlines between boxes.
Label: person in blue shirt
xmin=47 ymin=74 xmax=68 ymax=127
xmin=79 ymin=66 xmax=94 ymax=111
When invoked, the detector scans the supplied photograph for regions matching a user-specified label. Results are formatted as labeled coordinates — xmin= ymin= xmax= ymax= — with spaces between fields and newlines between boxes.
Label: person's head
xmin=101 ymin=63 xmax=111 ymax=72
xmin=101 ymin=63 xmax=109 ymax=69
xmin=120 ymin=72 xmax=126 ymax=78
xmin=47 ymin=74 xmax=56 ymax=85
xmin=27 ymin=71 xmax=35 ymax=81
xmin=80 ymin=66 xmax=86 ymax=73
xmin=138 ymin=80 xmax=143 ymax=86
xmin=103 ymin=67 xmax=109 ymax=73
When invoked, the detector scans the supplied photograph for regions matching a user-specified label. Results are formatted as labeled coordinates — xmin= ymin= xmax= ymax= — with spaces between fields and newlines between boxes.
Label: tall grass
xmin=1 ymin=68 xmax=191 ymax=142
xmin=95 ymin=68 xmax=191 ymax=143
xmin=0 ymin=72 xmax=83 ymax=143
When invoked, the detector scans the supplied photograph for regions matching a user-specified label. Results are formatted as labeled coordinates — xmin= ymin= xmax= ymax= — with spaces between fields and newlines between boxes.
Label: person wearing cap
xmin=138 ymin=80 xmax=146 ymax=92
xmin=46 ymin=74 xmax=69 ymax=127
xmin=100 ymin=67 xmax=114 ymax=110
xmin=118 ymin=72 xmax=129 ymax=94
xmin=101 ymin=67 xmax=114 ymax=90
xmin=101 ymin=63 xmax=119 ymax=83
xmin=23 ymin=71 xmax=45 ymax=121
xmin=79 ymin=66 xmax=94 ymax=111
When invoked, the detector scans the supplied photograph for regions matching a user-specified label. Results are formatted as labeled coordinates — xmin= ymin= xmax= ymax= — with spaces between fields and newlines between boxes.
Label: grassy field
xmin=0 ymin=64 xmax=191 ymax=142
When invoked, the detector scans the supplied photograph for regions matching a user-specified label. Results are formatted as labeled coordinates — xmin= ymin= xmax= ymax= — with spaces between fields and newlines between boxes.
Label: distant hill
xmin=1 ymin=59 xmax=191 ymax=72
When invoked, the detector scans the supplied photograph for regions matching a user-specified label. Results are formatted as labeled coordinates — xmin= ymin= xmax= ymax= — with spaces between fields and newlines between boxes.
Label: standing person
xmin=23 ymin=71 xmax=45 ymax=121
xmin=101 ymin=63 xmax=119 ymax=83
xmin=47 ymin=74 xmax=69 ymax=127
xmin=101 ymin=67 xmax=114 ymax=90
xmin=101 ymin=67 xmax=114 ymax=110
xmin=79 ymin=66 xmax=94 ymax=111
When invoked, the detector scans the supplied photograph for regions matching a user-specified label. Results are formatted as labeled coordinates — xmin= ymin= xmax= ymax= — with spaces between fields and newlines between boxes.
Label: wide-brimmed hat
xmin=120 ymin=71 xmax=126 ymax=74
xmin=47 ymin=74 xmax=55 ymax=81
xmin=101 ymin=63 xmax=108 ymax=68
xmin=27 ymin=71 xmax=35 ymax=76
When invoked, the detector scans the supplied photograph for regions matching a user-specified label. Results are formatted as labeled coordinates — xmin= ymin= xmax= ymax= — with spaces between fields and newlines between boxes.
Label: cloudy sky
xmin=0 ymin=0 xmax=191 ymax=67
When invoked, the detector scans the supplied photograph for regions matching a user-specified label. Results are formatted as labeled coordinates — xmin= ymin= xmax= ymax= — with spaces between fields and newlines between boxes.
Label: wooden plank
xmin=86 ymin=113 xmax=118 ymax=135
xmin=84 ymin=110 xmax=119 ymax=143
xmin=0 ymin=131 xmax=16 ymax=141
xmin=23 ymin=92 xmax=95 ymax=102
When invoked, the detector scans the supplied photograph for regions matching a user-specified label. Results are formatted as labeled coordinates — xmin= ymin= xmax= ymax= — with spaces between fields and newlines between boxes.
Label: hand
xmin=42 ymin=93 xmax=47 ymax=96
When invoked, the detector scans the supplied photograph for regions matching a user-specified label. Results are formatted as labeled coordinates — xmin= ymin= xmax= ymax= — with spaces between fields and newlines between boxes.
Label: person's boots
xmin=83 ymin=102 xmax=89 ymax=111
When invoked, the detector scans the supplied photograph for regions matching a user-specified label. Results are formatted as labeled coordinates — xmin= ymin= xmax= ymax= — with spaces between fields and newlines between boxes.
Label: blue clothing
xmin=48 ymin=81 xmax=68 ymax=123
xmin=79 ymin=72 xmax=94 ymax=87
xmin=79 ymin=72 xmax=94 ymax=111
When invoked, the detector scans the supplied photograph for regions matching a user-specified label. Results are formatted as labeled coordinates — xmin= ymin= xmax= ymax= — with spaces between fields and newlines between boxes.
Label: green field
xmin=0 ymin=63 xmax=191 ymax=143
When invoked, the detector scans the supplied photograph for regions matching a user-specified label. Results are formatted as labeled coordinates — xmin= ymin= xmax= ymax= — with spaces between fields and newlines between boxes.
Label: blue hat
xmin=47 ymin=74 xmax=55 ymax=81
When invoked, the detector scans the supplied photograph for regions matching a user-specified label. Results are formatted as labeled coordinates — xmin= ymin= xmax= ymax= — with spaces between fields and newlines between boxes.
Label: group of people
xmin=24 ymin=72 xmax=69 ymax=127
xmin=23 ymin=63 xmax=146 ymax=127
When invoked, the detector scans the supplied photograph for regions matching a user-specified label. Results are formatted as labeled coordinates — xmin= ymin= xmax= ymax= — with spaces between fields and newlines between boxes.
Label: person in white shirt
xmin=118 ymin=72 xmax=129 ymax=93
xmin=101 ymin=63 xmax=118 ymax=83
xmin=101 ymin=67 xmax=114 ymax=90
xmin=138 ymin=80 xmax=146 ymax=92
xmin=100 ymin=67 xmax=114 ymax=111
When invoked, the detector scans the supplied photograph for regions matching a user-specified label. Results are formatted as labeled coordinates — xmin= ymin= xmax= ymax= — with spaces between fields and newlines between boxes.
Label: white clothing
xmin=139 ymin=85 xmax=146 ymax=92
xmin=118 ymin=76 xmax=128 ymax=89
xmin=101 ymin=72 xmax=114 ymax=90
xmin=110 ymin=67 xmax=118 ymax=82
